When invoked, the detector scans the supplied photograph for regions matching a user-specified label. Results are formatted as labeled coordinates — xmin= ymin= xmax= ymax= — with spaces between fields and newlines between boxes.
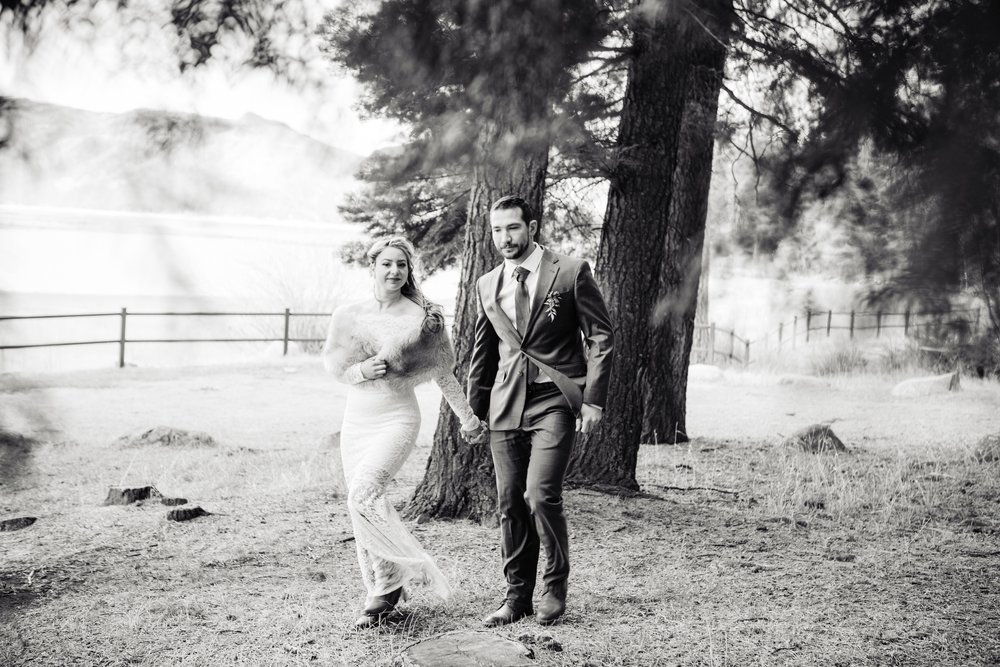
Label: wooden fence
xmin=1 ymin=307 xmax=983 ymax=371
xmin=693 ymin=307 xmax=983 ymax=368
xmin=692 ymin=323 xmax=751 ymax=367
xmin=756 ymin=307 xmax=983 ymax=352
xmin=0 ymin=308 xmax=328 ymax=368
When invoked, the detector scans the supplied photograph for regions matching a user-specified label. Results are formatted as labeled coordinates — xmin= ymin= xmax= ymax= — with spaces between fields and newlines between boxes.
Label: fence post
xmin=904 ymin=309 xmax=910 ymax=337
xmin=792 ymin=316 xmax=798 ymax=349
xmin=283 ymin=308 xmax=291 ymax=356
xmin=849 ymin=310 xmax=855 ymax=339
xmin=806 ymin=310 xmax=812 ymax=343
xmin=118 ymin=308 xmax=127 ymax=368
xmin=827 ymin=310 xmax=832 ymax=337
xmin=709 ymin=323 xmax=716 ymax=364
xmin=778 ymin=322 xmax=784 ymax=351
xmin=744 ymin=339 xmax=750 ymax=368
xmin=729 ymin=329 xmax=735 ymax=361
xmin=876 ymin=310 xmax=882 ymax=338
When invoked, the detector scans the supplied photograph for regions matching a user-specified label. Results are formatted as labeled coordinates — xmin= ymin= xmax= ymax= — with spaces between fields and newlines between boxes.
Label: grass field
xmin=2 ymin=358 xmax=999 ymax=666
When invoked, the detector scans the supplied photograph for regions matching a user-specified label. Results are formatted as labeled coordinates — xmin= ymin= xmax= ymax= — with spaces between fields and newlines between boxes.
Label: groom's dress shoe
xmin=536 ymin=584 xmax=567 ymax=625
xmin=482 ymin=602 xmax=532 ymax=627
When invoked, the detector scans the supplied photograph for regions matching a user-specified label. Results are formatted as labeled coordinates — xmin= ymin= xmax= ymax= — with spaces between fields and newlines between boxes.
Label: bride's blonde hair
xmin=367 ymin=236 xmax=445 ymax=334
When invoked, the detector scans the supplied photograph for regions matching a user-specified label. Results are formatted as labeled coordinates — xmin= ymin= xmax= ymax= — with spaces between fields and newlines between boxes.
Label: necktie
xmin=513 ymin=266 xmax=537 ymax=384
xmin=513 ymin=266 xmax=530 ymax=334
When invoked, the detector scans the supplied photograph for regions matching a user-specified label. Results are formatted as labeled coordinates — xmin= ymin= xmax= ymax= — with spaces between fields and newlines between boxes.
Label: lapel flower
xmin=543 ymin=290 xmax=562 ymax=321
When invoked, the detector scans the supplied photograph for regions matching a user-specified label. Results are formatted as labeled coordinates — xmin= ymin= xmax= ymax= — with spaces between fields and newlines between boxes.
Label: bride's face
xmin=372 ymin=246 xmax=410 ymax=295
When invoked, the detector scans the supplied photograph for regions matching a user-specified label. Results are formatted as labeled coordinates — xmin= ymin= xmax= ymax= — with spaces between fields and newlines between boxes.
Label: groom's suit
xmin=468 ymin=246 xmax=614 ymax=611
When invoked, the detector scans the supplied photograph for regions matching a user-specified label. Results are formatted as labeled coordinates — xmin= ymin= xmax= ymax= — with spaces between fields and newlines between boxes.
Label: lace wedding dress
xmin=322 ymin=307 xmax=479 ymax=603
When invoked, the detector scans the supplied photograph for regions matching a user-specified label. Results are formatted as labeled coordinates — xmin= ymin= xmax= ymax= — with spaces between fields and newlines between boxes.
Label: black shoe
xmin=536 ymin=582 xmax=567 ymax=625
xmin=363 ymin=587 xmax=403 ymax=616
xmin=482 ymin=601 xmax=532 ymax=627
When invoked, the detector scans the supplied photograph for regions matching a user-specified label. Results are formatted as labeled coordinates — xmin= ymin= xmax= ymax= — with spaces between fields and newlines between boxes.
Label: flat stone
xmin=891 ymin=372 xmax=960 ymax=397
xmin=399 ymin=631 xmax=534 ymax=667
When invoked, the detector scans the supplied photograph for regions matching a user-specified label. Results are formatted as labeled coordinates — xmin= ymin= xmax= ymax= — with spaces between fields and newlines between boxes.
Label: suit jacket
xmin=467 ymin=249 xmax=615 ymax=431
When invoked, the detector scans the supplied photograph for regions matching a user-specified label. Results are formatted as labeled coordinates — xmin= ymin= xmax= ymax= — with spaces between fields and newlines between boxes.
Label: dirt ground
xmin=1 ymin=358 xmax=999 ymax=666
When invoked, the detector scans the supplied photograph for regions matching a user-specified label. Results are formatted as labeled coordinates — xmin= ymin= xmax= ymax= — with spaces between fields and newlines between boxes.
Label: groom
xmin=468 ymin=195 xmax=614 ymax=626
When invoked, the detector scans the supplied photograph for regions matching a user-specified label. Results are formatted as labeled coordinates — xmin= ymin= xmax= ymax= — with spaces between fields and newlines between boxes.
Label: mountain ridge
xmin=0 ymin=97 xmax=366 ymax=221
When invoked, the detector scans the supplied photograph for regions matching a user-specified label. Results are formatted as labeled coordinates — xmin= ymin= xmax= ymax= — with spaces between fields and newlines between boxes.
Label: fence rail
xmin=0 ymin=308 xmax=329 ymax=368
xmin=2 ymin=306 xmax=984 ymax=371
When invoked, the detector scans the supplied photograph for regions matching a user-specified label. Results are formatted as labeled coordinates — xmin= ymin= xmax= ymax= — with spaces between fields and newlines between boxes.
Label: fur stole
xmin=343 ymin=313 xmax=454 ymax=390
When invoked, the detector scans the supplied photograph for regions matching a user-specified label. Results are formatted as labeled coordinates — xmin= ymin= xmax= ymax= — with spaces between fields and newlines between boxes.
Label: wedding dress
xmin=322 ymin=307 xmax=478 ymax=602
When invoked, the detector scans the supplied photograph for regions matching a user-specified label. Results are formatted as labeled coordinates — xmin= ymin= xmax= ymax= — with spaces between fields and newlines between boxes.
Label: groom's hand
xmin=461 ymin=419 xmax=490 ymax=445
xmin=576 ymin=404 xmax=603 ymax=434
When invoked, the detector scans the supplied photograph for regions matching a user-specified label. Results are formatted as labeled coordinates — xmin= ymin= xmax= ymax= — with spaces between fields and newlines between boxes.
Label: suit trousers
xmin=489 ymin=382 xmax=575 ymax=610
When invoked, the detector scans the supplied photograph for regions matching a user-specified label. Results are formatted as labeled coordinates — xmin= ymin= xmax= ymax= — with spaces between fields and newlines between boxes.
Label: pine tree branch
xmin=719 ymin=82 xmax=798 ymax=139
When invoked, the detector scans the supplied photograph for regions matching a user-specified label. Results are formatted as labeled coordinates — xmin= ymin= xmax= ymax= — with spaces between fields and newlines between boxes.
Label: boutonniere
xmin=543 ymin=290 xmax=563 ymax=321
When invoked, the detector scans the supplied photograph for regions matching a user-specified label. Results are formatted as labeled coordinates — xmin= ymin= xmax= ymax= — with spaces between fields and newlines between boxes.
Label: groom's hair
xmin=491 ymin=195 xmax=535 ymax=224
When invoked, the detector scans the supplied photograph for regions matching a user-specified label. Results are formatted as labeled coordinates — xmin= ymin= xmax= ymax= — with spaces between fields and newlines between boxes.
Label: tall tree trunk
xmin=407 ymin=124 xmax=549 ymax=522
xmin=567 ymin=1 xmax=731 ymax=485
xmin=643 ymin=22 xmax=728 ymax=444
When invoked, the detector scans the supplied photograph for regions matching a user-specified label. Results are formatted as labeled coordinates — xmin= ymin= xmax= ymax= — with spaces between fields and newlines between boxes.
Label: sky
xmin=0 ymin=2 xmax=405 ymax=156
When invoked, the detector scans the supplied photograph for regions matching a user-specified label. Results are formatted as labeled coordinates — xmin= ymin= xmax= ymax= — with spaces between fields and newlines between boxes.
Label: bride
xmin=322 ymin=236 xmax=486 ymax=628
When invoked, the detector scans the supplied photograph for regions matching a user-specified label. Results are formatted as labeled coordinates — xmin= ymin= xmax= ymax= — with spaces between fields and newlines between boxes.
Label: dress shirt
xmin=497 ymin=244 xmax=551 ymax=384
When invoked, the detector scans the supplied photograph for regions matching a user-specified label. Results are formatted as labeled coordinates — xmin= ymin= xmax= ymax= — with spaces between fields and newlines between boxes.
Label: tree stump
xmin=399 ymin=631 xmax=534 ymax=667
xmin=783 ymin=424 xmax=848 ymax=453
xmin=116 ymin=426 xmax=217 ymax=448
xmin=974 ymin=434 xmax=1000 ymax=462
xmin=104 ymin=486 xmax=161 ymax=505
xmin=0 ymin=517 xmax=37 ymax=532
xmin=166 ymin=507 xmax=210 ymax=522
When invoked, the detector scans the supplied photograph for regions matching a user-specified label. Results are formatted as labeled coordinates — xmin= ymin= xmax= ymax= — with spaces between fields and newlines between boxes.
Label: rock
xmin=161 ymin=497 xmax=188 ymax=506
xmin=104 ymin=486 xmax=161 ymax=505
xmin=891 ymin=371 xmax=960 ymax=397
xmin=0 ymin=517 xmax=37 ymax=532
xmin=688 ymin=364 xmax=724 ymax=382
xmin=783 ymin=424 xmax=848 ymax=453
xmin=399 ymin=631 xmax=534 ymax=667
xmin=166 ymin=506 xmax=210 ymax=522
xmin=117 ymin=426 xmax=217 ymax=448
xmin=974 ymin=434 xmax=1000 ymax=462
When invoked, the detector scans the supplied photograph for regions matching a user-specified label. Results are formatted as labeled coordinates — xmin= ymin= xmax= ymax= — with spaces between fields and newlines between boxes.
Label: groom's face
xmin=490 ymin=208 xmax=537 ymax=262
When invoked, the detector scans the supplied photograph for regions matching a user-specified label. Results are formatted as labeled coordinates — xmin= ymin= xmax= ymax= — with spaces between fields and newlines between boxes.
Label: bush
xmin=810 ymin=345 xmax=868 ymax=376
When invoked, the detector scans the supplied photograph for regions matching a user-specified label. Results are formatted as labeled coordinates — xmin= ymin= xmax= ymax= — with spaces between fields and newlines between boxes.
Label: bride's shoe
xmin=363 ymin=586 xmax=403 ymax=615
xmin=355 ymin=587 xmax=403 ymax=628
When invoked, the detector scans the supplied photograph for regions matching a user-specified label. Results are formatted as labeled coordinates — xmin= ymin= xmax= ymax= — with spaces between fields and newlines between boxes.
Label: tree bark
xmin=567 ymin=1 xmax=732 ymax=485
xmin=644 ymin=21 xmax=728 ymax=444
xmin=407 ymin=124 xmax=549 ymax=522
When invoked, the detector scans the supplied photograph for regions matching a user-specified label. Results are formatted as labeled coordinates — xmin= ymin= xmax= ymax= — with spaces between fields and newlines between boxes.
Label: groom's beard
xmin=499 ymin=241 xmax=530 ymax=260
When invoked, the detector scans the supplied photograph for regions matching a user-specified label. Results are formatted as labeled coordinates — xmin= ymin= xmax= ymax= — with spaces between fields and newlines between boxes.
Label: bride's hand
xmin=360 ymin=356 xmax=387 ymax=380
xmin=461 ymin=419 xmax=490 ymax=445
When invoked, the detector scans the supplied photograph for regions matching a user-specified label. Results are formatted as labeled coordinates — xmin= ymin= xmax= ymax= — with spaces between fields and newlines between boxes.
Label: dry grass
xmin=2 ymin=360 xmax=999 ymax=666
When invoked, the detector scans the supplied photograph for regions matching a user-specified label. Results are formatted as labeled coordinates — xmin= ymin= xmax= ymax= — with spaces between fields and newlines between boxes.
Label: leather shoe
xmin=363 ymin=587 xmax=403 ymax=616
xmin=536 ymin=583 xmax=567 ymax=625
xmin=482 ymin=602 xmax=532 ymax=627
